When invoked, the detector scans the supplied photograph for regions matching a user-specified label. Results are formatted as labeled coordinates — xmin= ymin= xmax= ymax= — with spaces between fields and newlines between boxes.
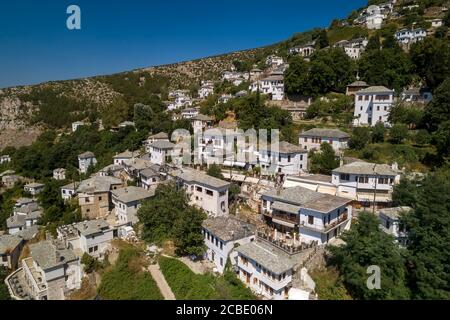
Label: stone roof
xmin=300 ymin=128 xmax=350 ymax=139
xmin=357 ymin=86 xmax=393 ymax=94
xmin=202 ymin=216 xmax=255 ymax=242
xmin=261 ymin=141 xmax=306 ymax=154
xmin=99 ymin=164 xmax=125 ymax=173
xmin=139 ymin=167 xmax=160 ymax=178
xmin=111 ymin=186 xmax=155 ymax=204
xmin=6 ymin=215 xmax=26 ymax=229
xmin=261 ymin=75 xmax=284 ymax=82
xmin=77 ymin=176 xmax=122 ymax=194
xmin=272 ymin=201 xmax=302 ymax=214
xmin=61 ymin=181 xmax=80 ymax=190
xmin=332 ymin=161 xmax=398 ymax=176
xmin=113 ymin=150 xmax=137 ymax=159
xmin=347 ymin=80 xmax=368 ymax=87
xmin=172 ymin=168 xmax=230 ymax=190
xmin=72 ymin=219 xmax=112 ymax=237
xmin=78 ymin=151 xmax=95 ymax=159
xmin=149 ymin=140 xmax=175 ymax=150
xmin=148 ymin=132 xmax=169 ymax=140
xmin=29 ymin=241 xmax=78 ymax=270
xmin=235 ymin=240 xmax=297 ymax=274
xmin=16 ymin=225 xmax=39 ymax=241
xmin=191 ymin=114 xmax=214 ymax=122
xmin=263 ymin=186 xmax=351 ymax=213
xmin=25 ymin=182 xmax=45 ymax=189
xmin=0 ymin=234 xmax=23 ymax=254
xmin=380 ymin=206 xmax=412 ymax=220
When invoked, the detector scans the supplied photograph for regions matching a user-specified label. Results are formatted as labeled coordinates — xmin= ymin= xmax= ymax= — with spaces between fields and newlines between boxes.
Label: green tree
xmin=284 ymin=56 xmax=311 ymax=96
xmin=310 ymin=143 xmax=339 ymax=175
xmin=401 ymin=171 xmax=450 ymax=299
xmin=349 ymin=127 xmax=371 ymax=150
xmin=392 ymin=178 xmax=420 ymax=207
xmin=101 ymin=96 xmax=129 ymax=128
xmin=371 ymin=122 xmax=386 ymax=143
xmin=0 ymin=267 xmax=11 ymax=300
xmin=316 ymin=29 xmax=329 ymax=49
xmin=423 ymin=78 xmax=450 ymax=132
xmin=173 ymin=207 xmax=207 ymax=257
xmin=359 ymin=48 xmax=414 ymax=92
xmin=433 ymin=120 xmax=450 ymax=158
xmin=207 ymin=164 xmax=224 ymax=180
xmin=389 ymin=124 xmax=409 ymax=144
xmin=138 ymin=183 xmax=188 ymax=243
xmin=329 ymin=212 xmax=410 ymax=300
xmin=410 ymin=37 xmax=450 ymax=90
xmin=389 ymin=103 xmax=424 ymax=129
xmin=366 ymin=35 xmax=381 ymax=51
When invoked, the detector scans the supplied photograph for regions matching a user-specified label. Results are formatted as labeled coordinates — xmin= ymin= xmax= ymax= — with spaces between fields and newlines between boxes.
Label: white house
xmin=266 ymin=55 xmax=284 ymax=68
xmin=289 ymin=42 xmax=316 ymax=58
xmin=235 ymin=239 xmax=297 ymax=300
xmin=24 ymin=182 xmax=45 ymax=196
xmin=60 ymin=182 xmax=79 ymax=201
xmin=191 ymin=114 xmax=214 ymax=133
xmin=7 ymin=200 xmax=43 ymax=235
xmin=401 ymin=87 xmax=432 ymax=104
xmin=332 ymin=161 xmax=401 ymax=206
xmin=111 ymin=186 xmax=155 ymax=226
xmin=334 ymin=38 xmax=368 ymax=59
xmin=250 ymin=68 xmax=263 ymax=80
xmin=429 ymin=18 xmax=443 ymax=28
xmin=98 ymin=164 xmax=125 ymax=178
xmin=0 ymin=234 xmax=23 ymax=269
xmin=261 ymin=186 xmax=352 ymax=245
xmin=113 ymin=150 xmax=139 ymax=166
xmin=57 ymin=219 xmax=114 ymax=259
xmin=353 ymin=86 xmax=395 ymax=127
xmin=250 ymin=74 xmax=284 ymax=101
xmin=149 ymin=140 xmax=175 ymax=166
xmin=0 ymin=154 xmax=11 ymax=164
xmin=299 ymin=128 xmax=350 ymax=154
xmin=379 ymin=206 xmax=411 ymax=245
xmin=144 ymin=132 xmax=169 ymax=152
xmin=8 ymin=241 xmax=82 ymax=300
xmin=219 ymin=94 xmax=233 ymax=104
xmin=181 ymin=108 xmax=199 ymax=119
xmin=172 ymin=168 xmax=230 ymax=217
xmin=53 ymin=168 xmax=66 ymax=181
xmin=258 ymin=141 xmax=308 ymax=176
xmin=202 ymin=216 xmax=255 ymax=274
xmin=138 ymin=167 xmax=161 ymax=190
xmin=78 ymin=151 xmax=97 ymax=174
xmin=198 ymin=81 xmax=214 ymax=99
xmin=395 ymin=28 xmax=427 ymax=45
xmin=72 ymin=121 xmax=85 ymax=133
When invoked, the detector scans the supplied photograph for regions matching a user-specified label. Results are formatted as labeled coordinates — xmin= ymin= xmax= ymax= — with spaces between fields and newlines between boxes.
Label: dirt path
xmin=148 ymin=264 xmax=176 ymax=300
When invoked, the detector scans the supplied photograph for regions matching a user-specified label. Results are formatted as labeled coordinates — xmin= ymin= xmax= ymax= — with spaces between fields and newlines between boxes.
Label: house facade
xmin=172 ymin=168 xmax=230 ymax=217
xmin=299 ymin=128 xmax=350 ymax=154
xmin=149 ymin=140 xmax=175 ymax=166
xmin=78 ymin=152 xmax=97 ymax=174
xmin=0 ymin=235 xmax=23 ymax=269
xmin=250 ymin=75 xmax=284 ymax=101
xmin=261 ymin=186 xmax=352 ymax=245
xmin=379 ymin=206 xmax=411 ymax=245
xmin=353 ymin=86 xmax=395 ymax=127
xmin=202 ymin=216 xmax=255 ymax=274
xmin=53 ymin=168 xmax=66 ymax=181
xmin=24 ymin=182 xmax=45 ymax=196
xmin=111 ymin=186 xmax=155 ymax=225
xmin=258 ymin=141 xmax=308 ymax=176
xmin=61 ymin=182 xmax=79 ymax=201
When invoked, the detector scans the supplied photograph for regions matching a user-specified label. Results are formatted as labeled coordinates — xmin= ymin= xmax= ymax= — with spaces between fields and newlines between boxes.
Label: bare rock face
xmin=0 ymin=93 xmax=35 ymax=130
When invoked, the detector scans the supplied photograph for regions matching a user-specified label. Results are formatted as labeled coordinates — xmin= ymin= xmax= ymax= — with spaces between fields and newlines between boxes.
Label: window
xmin=340 ymin=174 xmax=350 ymax=181
xmin=205 ymin=189 xmax=213 ymax=196
xmin=365 ymin=95 xmax=370 ymax=101
xmin=300 ymin=155 xmax=303 ymax=161
xmin=1 ymin=255 xmax=7 ymax=262
xmin=288 ymin=155 xmax=291 ymax=163
xmin=358 ymin=176 xmax=369 ymax=183
xmin=220 ymin=258 xmax=223 ymax=266
xmin=196 ymin=186 xmax=203 ymax=192
xmin=220 ymin=242 xmax=223 ymax=250
xmin=98 ymin=196 xmax=102 ymax=201
xmin=308 ymin=215 xmax=314 ymax=225
xmin=358 ymin=95 xmax=363 ymax=101
xmin=304 ymin=138 xmax=308 ymax=142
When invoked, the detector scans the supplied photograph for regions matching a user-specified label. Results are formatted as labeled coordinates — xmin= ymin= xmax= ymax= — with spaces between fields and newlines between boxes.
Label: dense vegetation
xmin=97 ymin=245 xmax=163 ymax=300
xmin=159 ymin=256 xmax=255 ymax=300
xmin=138 ymin=183 xmax=207 ymax=257
xmin=329 ymin=170 xmax=450 ymax=300
xmin=0 ymin=267 xmax=10 ymax=300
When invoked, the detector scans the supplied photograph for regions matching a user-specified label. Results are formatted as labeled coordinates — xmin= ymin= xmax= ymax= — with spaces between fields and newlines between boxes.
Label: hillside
xmin=0 ymin=0 xmax=449 ymax=150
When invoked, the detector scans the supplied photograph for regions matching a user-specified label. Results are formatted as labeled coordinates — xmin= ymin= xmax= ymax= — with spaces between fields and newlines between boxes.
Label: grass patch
xmin=97 ymin=245 xmax=163 ymax=300
xmin=310 ymin=267 xmax=352 ymax=300
xmin=159 ymin=256 xmax=255 ymax=300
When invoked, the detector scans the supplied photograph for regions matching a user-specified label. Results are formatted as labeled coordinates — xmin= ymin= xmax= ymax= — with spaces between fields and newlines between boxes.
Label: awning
xmin=272 ymin=201 xmax=301 ymax=214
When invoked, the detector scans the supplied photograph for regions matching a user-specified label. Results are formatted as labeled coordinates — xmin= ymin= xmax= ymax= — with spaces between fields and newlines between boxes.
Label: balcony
xmin=256 ymin=228 xmax=317 ymax=255
xmin=300 ymin=212 xmax=349 ymax=233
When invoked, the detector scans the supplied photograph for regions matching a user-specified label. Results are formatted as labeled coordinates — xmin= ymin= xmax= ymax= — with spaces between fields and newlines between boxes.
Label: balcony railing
xmin=300 ymin=212 xmax=349 ymax=233
xmin=256 ymin=229 xmax=318 ymax=255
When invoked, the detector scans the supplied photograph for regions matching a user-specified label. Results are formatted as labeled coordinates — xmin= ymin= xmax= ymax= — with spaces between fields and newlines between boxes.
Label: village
xmin=0 ymin=0 xmax=449 ymax=301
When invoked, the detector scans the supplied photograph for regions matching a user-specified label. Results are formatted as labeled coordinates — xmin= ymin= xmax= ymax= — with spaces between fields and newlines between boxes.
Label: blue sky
xmin=0 ymin=0 xmax=366 ymax=88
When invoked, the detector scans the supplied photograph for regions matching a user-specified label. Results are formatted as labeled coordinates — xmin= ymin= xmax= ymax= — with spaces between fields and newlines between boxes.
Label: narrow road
xmin=148 ymin=264 xmax=176 ymax=300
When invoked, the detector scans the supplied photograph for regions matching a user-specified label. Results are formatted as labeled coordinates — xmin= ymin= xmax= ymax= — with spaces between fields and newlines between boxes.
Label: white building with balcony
xmin=60 ymin=182 xmax=79 ymax=201
xmin=202 ymin=216 xmax=256 ymax=274
xmin=379 ymin=206 xmax=411 ymax=245
xmin=24 ymin=182 xmax=45 ymax=196
xmin=289 ymin=42 xmax=316 ymax=58
xmin=172 ymin=168 xmax=230 ymax=217
xmin=353 ymin=86 xmax=395 ymax=127
xmin=198 ymin=81 xmax=214 ymax=99
xmin=395 ymin=28 xmax=427 ymax=45
xmin=261 ymin=186 xmax=352 ymax=245
xmin=332 ymin=161 xmax=401 ymax=205
xmin=148 ymin=140 xmax=175 ymax=166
